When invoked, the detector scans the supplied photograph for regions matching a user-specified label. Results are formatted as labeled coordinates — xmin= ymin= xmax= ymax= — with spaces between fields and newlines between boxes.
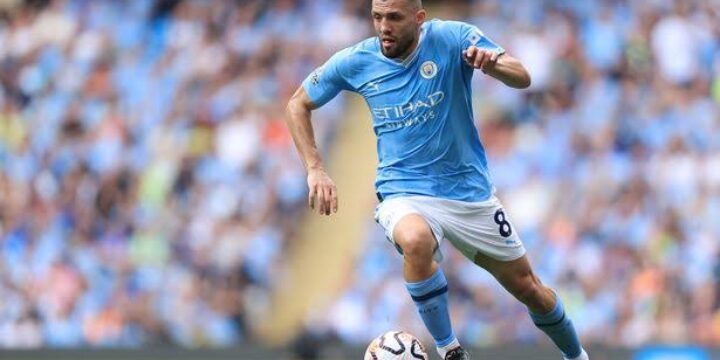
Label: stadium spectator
xmin=1 ymin=0 xmax=719 ymax=351
xmin=0 ymin=0 xmax=368 ymax=347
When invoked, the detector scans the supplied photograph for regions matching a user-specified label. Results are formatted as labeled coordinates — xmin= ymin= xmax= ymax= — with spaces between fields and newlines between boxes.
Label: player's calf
xmin=393 ymin=215 xmax=462 ymax=358
xmin=473 ymin=252 xmax=588 ymax=360
xmin=473 ymin=251 xmax=555 ymax=313
xmin=529 ymin=294 xmax=588 ymax=360
xmin=502 ymin=269 xmax=556 ymax=314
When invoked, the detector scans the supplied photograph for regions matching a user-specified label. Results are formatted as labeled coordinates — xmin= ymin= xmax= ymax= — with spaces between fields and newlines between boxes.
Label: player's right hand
xmin=463 ymin=45 xmax=501 ymax=73
xmin=307 ymin=168 xmax=338 ymax=216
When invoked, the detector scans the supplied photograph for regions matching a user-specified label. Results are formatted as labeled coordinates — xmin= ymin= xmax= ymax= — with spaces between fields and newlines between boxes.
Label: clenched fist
xmin=463 ymin=45 xmax=502 ymax=73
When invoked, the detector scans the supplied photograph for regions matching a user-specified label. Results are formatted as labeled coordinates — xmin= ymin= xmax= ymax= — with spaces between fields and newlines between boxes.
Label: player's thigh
xmin=443 ymin=196 xmax=526 ymax=263
xmin=442 ymin=197 xmax=539 ymax=294
xmin=374 ymin=197 xmax=444 ymax=258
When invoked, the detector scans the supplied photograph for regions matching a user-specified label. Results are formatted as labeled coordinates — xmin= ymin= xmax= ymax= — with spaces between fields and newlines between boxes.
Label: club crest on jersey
xmin=420 ymin=61 xmax=438 ymax=79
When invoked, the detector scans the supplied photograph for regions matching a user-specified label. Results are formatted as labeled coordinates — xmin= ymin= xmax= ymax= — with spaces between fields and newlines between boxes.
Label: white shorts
xmin=374 ymin=195 xmax=526 ymax=262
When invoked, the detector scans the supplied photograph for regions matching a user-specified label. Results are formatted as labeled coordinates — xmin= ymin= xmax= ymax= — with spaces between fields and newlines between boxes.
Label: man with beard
xmin=285 ymin=1 xmax=589 ymax=359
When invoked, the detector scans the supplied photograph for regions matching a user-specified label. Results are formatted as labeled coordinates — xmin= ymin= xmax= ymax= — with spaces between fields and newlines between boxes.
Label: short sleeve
xmin=302 ymin=50 xmax=352 ymax=107
xmin=455 ymin=22 xmax=505 ymax=54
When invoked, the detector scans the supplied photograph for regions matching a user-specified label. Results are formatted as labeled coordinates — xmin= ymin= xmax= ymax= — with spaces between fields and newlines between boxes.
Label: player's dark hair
xmin=374 ymin=0 xmax=423 ymax=11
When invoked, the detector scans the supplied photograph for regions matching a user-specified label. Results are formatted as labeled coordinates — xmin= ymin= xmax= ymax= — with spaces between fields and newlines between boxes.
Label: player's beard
xmin=380 ymin=31 xmax=416 ymax=59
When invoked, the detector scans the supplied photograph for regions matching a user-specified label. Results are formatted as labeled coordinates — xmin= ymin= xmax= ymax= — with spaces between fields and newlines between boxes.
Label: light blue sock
xmin=529 ymin=294 xmax=582 ymax=359
xmin=405 ymin=268 xmax=456 ymax=347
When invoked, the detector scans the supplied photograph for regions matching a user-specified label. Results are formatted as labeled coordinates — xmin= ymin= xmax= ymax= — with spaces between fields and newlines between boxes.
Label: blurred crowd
xmin=0 ymin=0 xmax=369 ymax=347
xmin=315 ymin=0 xmax=720 ymax=349
xmin=1 ymin=0 xmax=720 ymax=352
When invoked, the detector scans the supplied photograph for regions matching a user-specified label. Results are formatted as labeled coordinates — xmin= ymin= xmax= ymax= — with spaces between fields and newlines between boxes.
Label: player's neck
xmin=397 ymin=37 xmax=419 ymax=61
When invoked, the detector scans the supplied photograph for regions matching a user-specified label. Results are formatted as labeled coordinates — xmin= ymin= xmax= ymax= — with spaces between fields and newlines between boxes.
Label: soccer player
xmin=285 ymin=1 xmax=589 ymax=359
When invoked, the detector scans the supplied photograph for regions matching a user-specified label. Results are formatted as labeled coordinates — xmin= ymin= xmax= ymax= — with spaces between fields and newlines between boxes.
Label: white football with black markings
xmin=364 ymin=331 xmax=429 ymax=360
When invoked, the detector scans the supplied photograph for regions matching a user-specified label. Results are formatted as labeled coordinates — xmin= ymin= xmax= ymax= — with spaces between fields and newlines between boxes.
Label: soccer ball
xmin=364 ymin=331 xmax=429 ymax=360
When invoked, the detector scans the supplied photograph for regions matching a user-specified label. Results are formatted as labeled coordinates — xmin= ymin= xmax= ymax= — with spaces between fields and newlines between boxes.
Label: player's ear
xmin=415 ymin=8 xmax=426 ymax=24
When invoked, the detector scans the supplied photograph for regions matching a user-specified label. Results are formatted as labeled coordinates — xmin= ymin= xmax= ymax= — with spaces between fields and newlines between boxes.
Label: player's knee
xmin=509 ymin=273 xmax=544 ymax=307
xmin=394 ymin=226 xmax=435 ymax=261
xmin=515 ymin=281 xmax=543 ymax=306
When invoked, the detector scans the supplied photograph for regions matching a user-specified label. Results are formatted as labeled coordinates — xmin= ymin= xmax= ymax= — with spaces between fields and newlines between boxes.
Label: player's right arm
xmin=286 ymin=87 xmax=338 ymax=216
xmin=285 ymin=50 xmax=352 ymax=216
xmin=450 ymin=21 xmax=531 ymax=89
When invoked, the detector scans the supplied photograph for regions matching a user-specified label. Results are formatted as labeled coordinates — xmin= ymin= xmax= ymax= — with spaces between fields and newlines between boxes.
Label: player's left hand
xmin=463 ymin=46 xmax=501 ymax=73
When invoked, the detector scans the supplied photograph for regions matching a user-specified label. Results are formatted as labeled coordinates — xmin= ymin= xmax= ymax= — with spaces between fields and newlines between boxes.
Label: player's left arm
xmin=464 ymin=46 xmax=531 ymax=89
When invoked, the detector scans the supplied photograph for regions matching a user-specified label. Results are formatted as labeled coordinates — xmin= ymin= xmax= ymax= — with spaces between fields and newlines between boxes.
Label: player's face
xmin=372 ymin=0 xmax=426 ymax=59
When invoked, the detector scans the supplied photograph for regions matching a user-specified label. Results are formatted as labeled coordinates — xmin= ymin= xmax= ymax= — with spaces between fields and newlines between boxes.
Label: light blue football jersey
xmin=302 ymin=19 xmax=505 ymax=202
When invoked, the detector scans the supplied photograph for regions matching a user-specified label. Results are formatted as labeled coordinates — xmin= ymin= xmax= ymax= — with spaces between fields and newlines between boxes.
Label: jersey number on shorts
xmin=494 ymin=209 xmax=512 ymax=238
